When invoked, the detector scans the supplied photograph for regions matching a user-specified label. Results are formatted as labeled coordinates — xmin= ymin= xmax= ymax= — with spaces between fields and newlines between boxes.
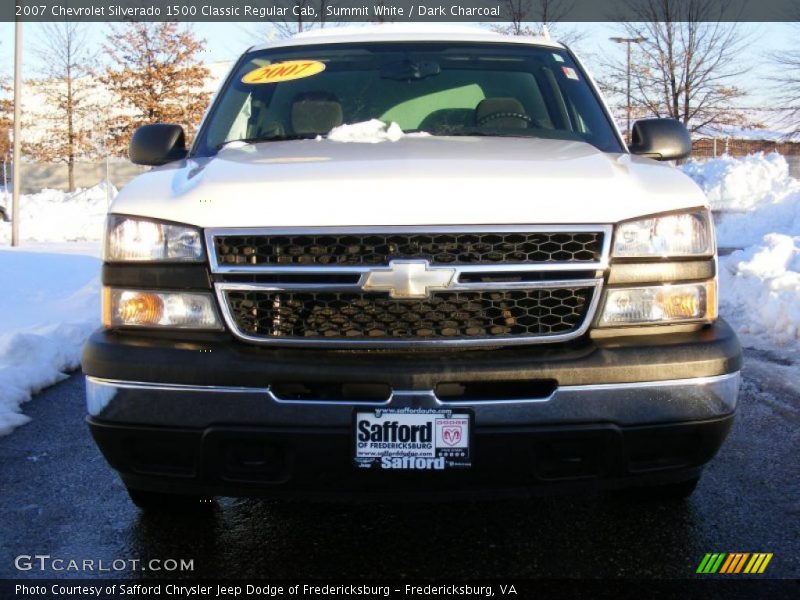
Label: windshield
xmin=194 ymin=42 xmax=623 ymax=155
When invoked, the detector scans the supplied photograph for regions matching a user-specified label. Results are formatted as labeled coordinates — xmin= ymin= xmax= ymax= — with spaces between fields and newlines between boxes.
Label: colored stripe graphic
xmin=744 ymin=553 xmax=774 ymax=574
xmin=700 ymin=552 xmax=773 ymax=574
xmin=720 ymin=553 xmax=750 ymax=574
xmin=744 ymin=554 xmax=758 ymax=573
xmin=734 ymin=553 xmax=750 ymax=573
xmin=758 ymin=554 xmax=774 ymax=573
xmin=710 ymin=553 xmax=726 ymax=573
xmin=697 ymin=553 xmax=727 ymax=574
xmin=696 ymin=553 xmax=714 ymax=573
xmin=719 ymin=554 xmax=735 ymax=574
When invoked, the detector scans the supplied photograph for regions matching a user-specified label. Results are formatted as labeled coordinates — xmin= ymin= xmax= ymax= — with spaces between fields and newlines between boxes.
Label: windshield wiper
xmin=217 ymin=133 xmax=317 ymax=150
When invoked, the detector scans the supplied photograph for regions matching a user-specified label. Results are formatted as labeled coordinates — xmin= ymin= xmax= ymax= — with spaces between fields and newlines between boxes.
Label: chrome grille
xmin=213 ymin=231 xmax=604 ymax=266
xmin=224 ymin=288 xmax=594 ymax=341
xmin=207 ymin=226 xmax=610 ymax=348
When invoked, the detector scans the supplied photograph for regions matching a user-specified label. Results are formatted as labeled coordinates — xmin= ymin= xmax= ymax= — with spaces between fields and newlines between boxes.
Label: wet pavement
xmin=1 ymin=349 xmax=798 ymax=580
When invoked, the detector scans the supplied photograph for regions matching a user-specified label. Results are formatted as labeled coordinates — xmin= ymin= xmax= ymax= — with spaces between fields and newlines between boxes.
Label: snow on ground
xmin=0 ymin=182 xmax=113 ymax=244
xmin=0 ymin=245 xmax=101 ymax=436
xmin=683 ymin=153 xmax=800 ymax=353
xmin=0 ymin=183 xmax=109 ymax=435
xmin=718 ymin=236 xmax=800 ymax=344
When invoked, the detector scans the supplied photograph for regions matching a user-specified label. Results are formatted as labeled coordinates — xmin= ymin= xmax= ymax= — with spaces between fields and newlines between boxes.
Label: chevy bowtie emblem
xmin=362 ymin=260 xmax=456 ymax=299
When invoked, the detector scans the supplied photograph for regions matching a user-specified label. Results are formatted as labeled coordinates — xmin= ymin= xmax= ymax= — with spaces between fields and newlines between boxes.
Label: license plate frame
xmin=353 ymin=408 xmax=473 ymax=471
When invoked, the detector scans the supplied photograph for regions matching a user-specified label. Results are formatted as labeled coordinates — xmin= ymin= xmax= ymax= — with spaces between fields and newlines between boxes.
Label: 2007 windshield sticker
xmin=242 ymin=60 xmax=326 ymax=84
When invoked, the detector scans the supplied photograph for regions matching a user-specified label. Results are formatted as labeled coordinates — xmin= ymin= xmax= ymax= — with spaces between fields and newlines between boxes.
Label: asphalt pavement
xmin=0 ymin=349 xmax=798 ymax=580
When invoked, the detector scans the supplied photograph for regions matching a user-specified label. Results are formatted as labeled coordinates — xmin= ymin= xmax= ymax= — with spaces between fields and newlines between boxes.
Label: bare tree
xmin=492 ymin=0 xmax=585 ymax=46
xmin=100 ymin=23 xmax=211 ymax=156
xmin=24 ymin=23 xmax=96 ymax=192
xmin=0 ymin=40 xmax=10 ymax=199
xmin=0 ymin=73 xmax=11 ymax=161
xmin=602 ymin=0 xmax=755 ymax=134
xmin=770 ymin=23 xmax=800 ymax=137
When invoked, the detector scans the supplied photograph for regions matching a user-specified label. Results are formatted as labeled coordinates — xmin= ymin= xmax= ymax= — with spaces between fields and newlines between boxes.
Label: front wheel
xmin=125 ymin=487 xmax=215 ymax=512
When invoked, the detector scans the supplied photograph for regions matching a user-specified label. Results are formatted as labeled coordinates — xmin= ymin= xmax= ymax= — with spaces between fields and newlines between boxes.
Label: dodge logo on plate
xmin=442 ymin=426 xmax=463 ymax=446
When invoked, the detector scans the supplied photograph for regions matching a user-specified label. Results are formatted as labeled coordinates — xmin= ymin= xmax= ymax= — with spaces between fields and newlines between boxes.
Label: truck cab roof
xmin=250 ymin=24 xmax=564 ymax=52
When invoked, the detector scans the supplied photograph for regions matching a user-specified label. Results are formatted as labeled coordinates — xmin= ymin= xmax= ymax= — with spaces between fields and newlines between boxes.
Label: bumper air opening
xmin=270 ymin=382 xmax=392 ymax=403
xmin=435 ymin=379 xmax=558 ymax=402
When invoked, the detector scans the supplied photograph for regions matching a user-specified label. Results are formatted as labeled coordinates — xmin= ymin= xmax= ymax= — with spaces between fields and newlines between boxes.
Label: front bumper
xmin=82 ymin=320 xmax=741 ymax=497
xmin=86 ymin=373 xmax=740 ymax=429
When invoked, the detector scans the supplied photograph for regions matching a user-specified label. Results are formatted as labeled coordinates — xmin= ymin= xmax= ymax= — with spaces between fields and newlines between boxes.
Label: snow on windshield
xmin=325 ymin=120 xmax=413 ymax=143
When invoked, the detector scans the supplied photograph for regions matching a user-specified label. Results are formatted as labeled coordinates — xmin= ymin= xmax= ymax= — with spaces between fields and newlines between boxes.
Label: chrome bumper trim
xmin=86 ymin=372 xmax=740 ymax=427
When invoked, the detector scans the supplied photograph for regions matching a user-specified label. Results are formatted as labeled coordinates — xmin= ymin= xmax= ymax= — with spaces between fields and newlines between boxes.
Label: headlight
xmin=597 ymin=281 xmax=717 ymax=327
xmin=104 ymin=215 xmax=203 ymax=262
xmin=102 ymin=288 xmax=223 ymax=329
xmin=613 ymin=210 xmax=713 ymax=258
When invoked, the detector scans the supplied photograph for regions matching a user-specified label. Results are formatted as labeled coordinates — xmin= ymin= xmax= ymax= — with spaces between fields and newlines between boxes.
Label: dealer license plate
xmin=353 ymin=408 xmax=472 ymax=470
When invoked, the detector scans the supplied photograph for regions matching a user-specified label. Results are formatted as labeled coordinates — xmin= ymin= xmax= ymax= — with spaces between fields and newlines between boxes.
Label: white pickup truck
xmin=82 ymin=26 xmax=741 ymax=509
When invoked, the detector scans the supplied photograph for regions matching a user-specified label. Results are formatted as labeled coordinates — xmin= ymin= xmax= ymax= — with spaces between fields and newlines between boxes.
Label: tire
xmin=125 ymin=487 xmax=215 ymax=512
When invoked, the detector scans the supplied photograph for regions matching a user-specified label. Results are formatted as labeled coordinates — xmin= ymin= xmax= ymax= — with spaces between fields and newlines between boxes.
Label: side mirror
xmin=129 ymin=124 xmax=187 ymax=166
xmin=628 ymin=118 xmax=692 ymax=161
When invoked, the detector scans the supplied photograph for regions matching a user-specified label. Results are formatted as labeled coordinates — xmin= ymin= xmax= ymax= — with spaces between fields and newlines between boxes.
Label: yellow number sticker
xmin=242 ymin=60 xmax=326 ymax=85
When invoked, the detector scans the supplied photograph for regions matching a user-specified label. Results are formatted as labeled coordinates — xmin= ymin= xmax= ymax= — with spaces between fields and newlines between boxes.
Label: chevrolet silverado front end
xmin=82 ymin=27 xmax=741 ymax=508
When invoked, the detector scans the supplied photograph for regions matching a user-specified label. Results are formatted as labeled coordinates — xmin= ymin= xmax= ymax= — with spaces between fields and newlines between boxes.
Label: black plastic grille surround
xmin=214 ymin=232 xmax=604 ymax=266
xmin=224 ymin=288 xmax=594 ymax=341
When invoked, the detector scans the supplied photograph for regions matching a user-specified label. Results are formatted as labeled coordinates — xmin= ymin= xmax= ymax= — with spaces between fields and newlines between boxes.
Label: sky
xmin=0 ymin=21 xmax=795 ymax=109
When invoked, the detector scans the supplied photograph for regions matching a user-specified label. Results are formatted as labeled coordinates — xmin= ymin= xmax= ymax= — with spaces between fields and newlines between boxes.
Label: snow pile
xmin=326 ymin=120 xmax=406 ymax=143
xmin=681 ymin=152 xmax=800 ymax=213
xmin=683 ymin=153 xmax=800 ymax=349
xmin=719 ymin=235 xmax=800 ymax=344
xmin=0 ymin=246 xmax=100 ymax=436
xmin=714 ymin=192 xmax=800 ymax=250
xmin=0 ymin=183 xmax=114 ymax=244
xmin=682 ymin=153 xmax=800 ymax=249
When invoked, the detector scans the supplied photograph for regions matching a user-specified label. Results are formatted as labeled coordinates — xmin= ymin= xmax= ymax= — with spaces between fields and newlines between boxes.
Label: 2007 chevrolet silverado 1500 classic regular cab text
xmin=81 ymin=26 xmax=742 ymax=509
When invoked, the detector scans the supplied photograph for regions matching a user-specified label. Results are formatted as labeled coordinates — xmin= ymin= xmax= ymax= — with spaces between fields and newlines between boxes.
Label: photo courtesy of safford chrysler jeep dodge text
xmin=81 ymin=25 xmax=742 ymax=510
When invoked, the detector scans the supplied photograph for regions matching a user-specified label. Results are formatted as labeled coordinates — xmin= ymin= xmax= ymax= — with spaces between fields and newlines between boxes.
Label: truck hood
xmin=112 ymin=136 xmax=707 ymax=227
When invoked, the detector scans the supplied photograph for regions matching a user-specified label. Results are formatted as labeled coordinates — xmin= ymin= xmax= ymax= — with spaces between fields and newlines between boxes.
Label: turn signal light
xmin=102 ymin=288 xmax=222 ymax=330
xmin=118 ymin=292 xmax=164 ymax=326
xmin=597 ymin=280 xmax=717 ymax=326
